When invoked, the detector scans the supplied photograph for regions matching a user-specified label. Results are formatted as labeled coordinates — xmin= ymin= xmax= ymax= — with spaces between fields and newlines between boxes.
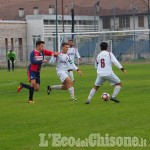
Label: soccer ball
xmin=101 ymin=93 xmax=110 ymax=101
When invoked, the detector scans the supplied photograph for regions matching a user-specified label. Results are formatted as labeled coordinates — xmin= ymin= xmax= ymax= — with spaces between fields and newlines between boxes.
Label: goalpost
xmin=58 ymin=29 xmax=150 ymax=64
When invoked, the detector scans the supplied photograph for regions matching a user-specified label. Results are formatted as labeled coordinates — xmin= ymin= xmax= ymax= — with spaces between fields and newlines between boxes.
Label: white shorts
xmin=57 ymin=70 xmax=69 ymax=83
xmin=95 ymin=72 xmax=121 ymax=86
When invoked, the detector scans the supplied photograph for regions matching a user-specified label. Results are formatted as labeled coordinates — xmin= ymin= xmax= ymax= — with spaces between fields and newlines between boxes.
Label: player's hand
xmin=79 ymin=58 xmax=82 ymax=62
xmin=42 ymin=59 xmax=48 ymax=63
xmin=123 ymin=69 xmax=127 ymax=74
xmin=54 ymin=52 xmax=60 ymax=56
xmin=121 ymin=68 xmax=127 ymax=74
xmin=77 ymin=70 xmax=82 ymax=76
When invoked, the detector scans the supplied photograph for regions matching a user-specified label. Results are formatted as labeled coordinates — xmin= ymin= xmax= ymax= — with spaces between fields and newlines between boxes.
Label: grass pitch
xmin=0 ymin=63 xmax=149 ymax=150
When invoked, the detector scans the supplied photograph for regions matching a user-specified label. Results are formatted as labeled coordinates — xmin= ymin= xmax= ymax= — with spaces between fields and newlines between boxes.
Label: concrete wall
xmin=0 ymin=20 xmax=27 ymax=67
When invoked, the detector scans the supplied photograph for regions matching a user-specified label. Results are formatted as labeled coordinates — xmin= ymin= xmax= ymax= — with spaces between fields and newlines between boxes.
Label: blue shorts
xmin=27 ymin=70 xmax=40 ymax=85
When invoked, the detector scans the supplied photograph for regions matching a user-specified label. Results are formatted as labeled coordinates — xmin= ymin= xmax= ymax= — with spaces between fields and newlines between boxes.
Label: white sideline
xmin=0 ymin=81 xmax=17 ymax=86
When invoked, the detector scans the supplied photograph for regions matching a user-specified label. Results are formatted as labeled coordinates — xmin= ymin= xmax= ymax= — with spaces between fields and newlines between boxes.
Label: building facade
xmin=0 ymin=0 xmax=150 ymax=67
xmin=26 ymin=14 xmax=99 ymax=51
xmin=0 ymin=20 xmax=27 ymax=67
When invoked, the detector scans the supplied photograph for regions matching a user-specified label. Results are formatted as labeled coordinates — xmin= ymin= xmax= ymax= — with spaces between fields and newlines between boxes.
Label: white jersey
xmin=96 ymin=51 xmax=123 ymax=76
xmin=67 ymin=46 xmax=81 ymax=62
xmin=49 ymin=53 xmax=78 ymax=71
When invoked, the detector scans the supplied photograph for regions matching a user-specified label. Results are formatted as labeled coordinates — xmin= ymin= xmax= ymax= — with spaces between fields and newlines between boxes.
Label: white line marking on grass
xmin=0 ymin=81 xmax=17 ymax=86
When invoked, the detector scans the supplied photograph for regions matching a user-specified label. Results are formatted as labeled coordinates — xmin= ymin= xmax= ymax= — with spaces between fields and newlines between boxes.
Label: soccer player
xmin=67 ymin=39 xmax=82 ymax=82
xmin=47 ymin=42 xmax=82 ymax=101
xmin=17 ymin=40 xmax=59 ymax=103
xmin=85 ymin=42 xmax=127 ymax=104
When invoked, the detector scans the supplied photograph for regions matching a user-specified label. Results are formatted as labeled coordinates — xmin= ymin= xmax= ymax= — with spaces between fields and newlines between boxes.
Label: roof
xmin=0 ymin=0 xmax=148 ymax=20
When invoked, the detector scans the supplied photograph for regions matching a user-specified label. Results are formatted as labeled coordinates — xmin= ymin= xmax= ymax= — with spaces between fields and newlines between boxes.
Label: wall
xmin=0 ymin=20 xmax=27 ymax=67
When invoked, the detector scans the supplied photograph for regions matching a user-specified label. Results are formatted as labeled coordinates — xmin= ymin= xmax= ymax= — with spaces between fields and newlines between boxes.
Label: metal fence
xmin=70 ymin=30 xmax=150 ymax=64
xmin=1 ymin=30 xmax=150 ymax=68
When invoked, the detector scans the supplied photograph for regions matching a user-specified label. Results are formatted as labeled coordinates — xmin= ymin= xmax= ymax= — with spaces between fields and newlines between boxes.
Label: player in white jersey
xmin=67 ymin=39 xmax=82 ymax=82
xmin=85 ymin=42 xmax=127 ymax=104
xmin=47 ymin=42 xmax=82 ymax=101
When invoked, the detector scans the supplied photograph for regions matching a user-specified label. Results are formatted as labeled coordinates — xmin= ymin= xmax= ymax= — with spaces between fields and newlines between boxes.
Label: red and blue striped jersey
xmin=28 ymin=49 xmax=54 ymax=72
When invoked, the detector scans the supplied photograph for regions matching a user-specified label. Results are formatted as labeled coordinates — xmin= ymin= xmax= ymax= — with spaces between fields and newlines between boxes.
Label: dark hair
xmin=68 ymin=39 xmax=73 ymax=42
xmin=62 ymin=42 xmax=69 ymax=47
xmin=36 ymin=41 xmax=45 ymax=47
xmin=100 ymin=42 xmax=108 ymax=50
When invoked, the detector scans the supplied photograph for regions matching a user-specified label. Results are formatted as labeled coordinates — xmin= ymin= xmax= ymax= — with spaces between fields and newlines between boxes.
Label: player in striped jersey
xmin=47 ymin=42 xmax=82 ymax=101
xmin=85 ymin=42 xmax=127 ymax=104
xmin=17 ymin=40 xmax=59 ymax=103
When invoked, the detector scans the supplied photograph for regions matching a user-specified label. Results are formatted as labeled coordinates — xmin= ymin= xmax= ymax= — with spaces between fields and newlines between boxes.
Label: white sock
xmin=69 ymin=71 xmax=74 ymax=81
xmin=68 ymin=87 xmax=74 ymax=98
xmin=87 ymin=88 xmax=96 ymax=102
xmin=112 ymin=85 xmax=121 ymax=98
xmin=51 ymin=85 xmax=62 ymax=90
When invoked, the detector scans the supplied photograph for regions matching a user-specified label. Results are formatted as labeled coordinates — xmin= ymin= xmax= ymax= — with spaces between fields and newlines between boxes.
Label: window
xmin=102 ymin=17 xmax=111 ymax=29
xmin=58 ymin=20 xmax=62 ymax=25
xmin=74 ymin=21 xmax=77 ymax=25
xmin=11 ymin=38 xmax=14 ymax=50
xmin=33 ymin=35 xmax=41 ymax=48
xmin=87 ymin=21 xmax=93 ymax=25
xmin=5 ymin=38 xmax=8 ymax=53
xmin=79 ymin=21 xmax=82 ymax=25
xmin=68 ymin=21 xmax=72 ymax=25
xmin=44 ymin=20 xmax=55 ymax=25
xmin=44 ymin=20 xmax=49 ymax=25
xmin=138 ymin=16 xmax=144 ymax=27
xmin=18 ymin=38 xmax=23 ymax=61
xmin=83 ymin=21 xmax=87 ymax=25
xmin=50 ymin=20 xmax=55 ymax=24
xmin=119 ymin=16 xmax=130 ymax=28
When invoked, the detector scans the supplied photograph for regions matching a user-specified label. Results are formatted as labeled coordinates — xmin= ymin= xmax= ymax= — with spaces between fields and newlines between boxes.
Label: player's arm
xmin=67 ymin=57 xmax=77 ymax=70
xmin=95 ymin=61 xmax=98 ymax=69
xmin=43 ymin=49 xmax=60 ymax=56
xmin=95 ymin=55 xmax=99 ymax=69
xmin=13 ymin=52 xmax=16 ymax=60
xmin=42 ymin=50 xmax=59 ymax=64
xmin=111 ymin=53 xmax=126 ymax=73
xmin=49 ymin=55 xmax=57 ymax=64
xmin=14 ymin=52 xmax=16 ymax=62
xmin=67 ymin=58 xmax=82 ymax=76
xmin=43 ymin=49 xmax=54 ymax=56
xmin=75 ymin=47 xmax=82 ymax=61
